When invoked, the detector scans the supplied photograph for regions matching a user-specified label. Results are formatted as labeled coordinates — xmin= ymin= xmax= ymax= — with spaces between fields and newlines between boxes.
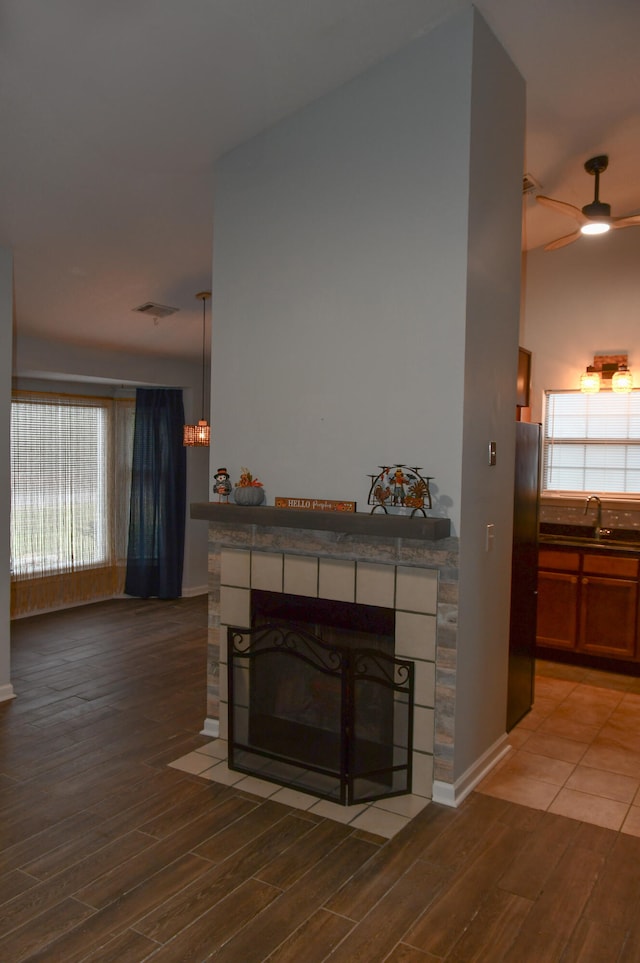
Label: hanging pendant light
xmin=183 ymin=291 xmax=211 ymax=446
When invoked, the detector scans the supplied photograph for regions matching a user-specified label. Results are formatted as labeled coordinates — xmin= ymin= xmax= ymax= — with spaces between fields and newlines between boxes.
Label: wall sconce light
xmin=580 ymin=366 xmax=601 ymax=393
xmin=612 ymin=364 xmax=633 ymax=394
xmin=580 ymin=354 xmax=633 ymax=394
xmin=183 ymin=291 xmax=211 ymax=446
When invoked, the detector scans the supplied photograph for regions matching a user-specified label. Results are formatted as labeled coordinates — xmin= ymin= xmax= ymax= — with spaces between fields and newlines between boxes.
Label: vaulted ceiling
xmin=2 ymin=0 xmax=639 ymax=360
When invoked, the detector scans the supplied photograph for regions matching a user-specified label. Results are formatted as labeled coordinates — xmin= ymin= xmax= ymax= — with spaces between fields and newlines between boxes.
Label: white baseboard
xmin=200 ymin=718 xmax=219 ymax=738
xmin=432 ymin=734 xmax=512 ymax=808
xmin=183 ymin=585 xmax=209 ymax=598
xmin=0 ymin=683 xmax=16 ymax=703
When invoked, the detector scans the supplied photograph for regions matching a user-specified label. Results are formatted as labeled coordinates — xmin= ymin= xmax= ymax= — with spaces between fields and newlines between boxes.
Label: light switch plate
xmin=486 ymin=523 xmax=495 ymax=552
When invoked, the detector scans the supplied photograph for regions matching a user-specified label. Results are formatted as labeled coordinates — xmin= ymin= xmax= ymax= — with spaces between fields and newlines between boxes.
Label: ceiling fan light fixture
xmin=538 ymin=153 xmax=640 ymax=250
xmin=580 ymin=220 xmax=611 ymax=235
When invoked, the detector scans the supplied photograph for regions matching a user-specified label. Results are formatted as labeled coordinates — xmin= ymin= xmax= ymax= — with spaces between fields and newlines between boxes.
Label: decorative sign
xmin=275 ymin=497 xmax=356 ymax=513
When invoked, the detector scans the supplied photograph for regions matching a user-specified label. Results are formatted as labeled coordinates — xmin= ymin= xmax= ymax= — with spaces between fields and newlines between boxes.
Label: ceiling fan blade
xmin=536 ymin=195 xmax=589 ymax=225
xmin=611 ymin=213 xmax=640 ymax=229
xmin=544 ymin=229 xmax=582 ymax=252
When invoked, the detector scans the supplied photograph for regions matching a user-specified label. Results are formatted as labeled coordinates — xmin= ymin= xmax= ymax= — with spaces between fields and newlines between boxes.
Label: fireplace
xmin=191 ymin=502 xmax=458 ymax=805
xmin=227 ymin=591 xmax=414 ymax=804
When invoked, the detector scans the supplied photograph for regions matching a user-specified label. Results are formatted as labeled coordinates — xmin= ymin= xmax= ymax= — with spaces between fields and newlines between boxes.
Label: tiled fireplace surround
xmin=192 ymin=505 xmax=458 ymax=804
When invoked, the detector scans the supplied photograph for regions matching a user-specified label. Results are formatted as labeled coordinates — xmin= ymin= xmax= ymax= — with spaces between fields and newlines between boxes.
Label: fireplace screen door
xmin=227 ymin=623 xmax=414 ymax=805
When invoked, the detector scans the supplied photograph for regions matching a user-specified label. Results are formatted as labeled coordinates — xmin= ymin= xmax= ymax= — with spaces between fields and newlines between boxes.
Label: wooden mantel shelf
xmin=190 ymin=502 xmax=451 ymax=542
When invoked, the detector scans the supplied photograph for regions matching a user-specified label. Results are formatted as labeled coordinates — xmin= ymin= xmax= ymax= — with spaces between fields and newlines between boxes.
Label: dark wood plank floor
xmin=2 ymin=596 xmax=640 ymax=961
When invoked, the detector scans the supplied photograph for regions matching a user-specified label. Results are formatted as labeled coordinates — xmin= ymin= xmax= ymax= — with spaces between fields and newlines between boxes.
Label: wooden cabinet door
xmin=579 ymin=575 xmax=638 ymax=659
xmin=536 ymin=571 xmax=579 ymax=649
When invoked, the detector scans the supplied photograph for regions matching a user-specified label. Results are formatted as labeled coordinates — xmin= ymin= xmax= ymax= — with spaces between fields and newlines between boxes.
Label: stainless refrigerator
xmin=507 ymin=421 xmax=541 ymax=731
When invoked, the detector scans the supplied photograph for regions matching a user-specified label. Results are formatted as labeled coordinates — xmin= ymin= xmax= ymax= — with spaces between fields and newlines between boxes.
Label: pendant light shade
xmin=183 ymin=291 xmax=211 ymax=447
xmin=183 ymin=420 xmax=210 ymax=446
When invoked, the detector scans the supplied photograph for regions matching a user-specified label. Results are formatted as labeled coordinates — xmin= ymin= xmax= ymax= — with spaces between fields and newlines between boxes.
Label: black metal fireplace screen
xmin=227 ymin=623 xmax=414 ymax=805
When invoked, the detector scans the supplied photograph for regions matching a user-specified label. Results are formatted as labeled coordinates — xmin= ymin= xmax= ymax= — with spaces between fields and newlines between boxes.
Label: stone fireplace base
xmin=191 ymin=504 xmax=459 ymax=803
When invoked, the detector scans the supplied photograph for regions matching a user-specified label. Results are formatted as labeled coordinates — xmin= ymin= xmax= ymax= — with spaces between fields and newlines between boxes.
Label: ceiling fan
xmin=536 ymin=155 xmax=640 ymax=251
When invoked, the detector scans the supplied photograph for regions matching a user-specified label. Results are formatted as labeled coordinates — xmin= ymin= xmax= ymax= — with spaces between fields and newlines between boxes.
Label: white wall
xmin=456 ymin=15 xmax=525 ymax=779
xmin=14 ymin=334 xmax=209 ymax=595
xmin=521 ymin=226 xmax=640 ymax=422
xmin=212 ymin=11 xmax=479 ymax=531
xmin=210 ymin=8 xmax=524 ymax=785
xmin=0 ymin=248 xmax=14 ymax=701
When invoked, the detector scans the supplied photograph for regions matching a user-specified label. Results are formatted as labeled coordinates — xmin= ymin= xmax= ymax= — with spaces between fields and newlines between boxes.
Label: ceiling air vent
xmin=133 ymin=302 xmax=179 ymax=319
xmin=522 ymin=173 xmax=541 ymax=195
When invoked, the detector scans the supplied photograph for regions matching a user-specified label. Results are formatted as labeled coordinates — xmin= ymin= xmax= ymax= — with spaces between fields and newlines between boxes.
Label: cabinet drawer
xmin=538 ymin=549 xmax=580 ymax=572
xmin=583 ymin=554 xmax=639 ymax=578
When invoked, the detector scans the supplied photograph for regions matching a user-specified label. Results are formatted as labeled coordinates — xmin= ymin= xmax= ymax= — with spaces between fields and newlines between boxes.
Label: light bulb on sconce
xmin=612 ymin=364 xmax=633 ymax=394
xmin=580 ymin=355 xmax=633 ymax=394
xmin=580 ymin=366 xmax=601 ymax=394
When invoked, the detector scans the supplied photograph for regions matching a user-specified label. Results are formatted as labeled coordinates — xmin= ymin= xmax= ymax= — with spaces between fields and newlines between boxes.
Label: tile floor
xmin=172 ymin=658 xmax=640 ymax=839
xmin=477 ymin=659 xmax=640 ymax=834
xmin=170 ymin=739 xmax=429 ymax=840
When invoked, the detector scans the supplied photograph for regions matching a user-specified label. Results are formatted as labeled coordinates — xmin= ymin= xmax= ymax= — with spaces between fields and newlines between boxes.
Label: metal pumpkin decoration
xmin=233 ymin=467 xmax=265 ymax=506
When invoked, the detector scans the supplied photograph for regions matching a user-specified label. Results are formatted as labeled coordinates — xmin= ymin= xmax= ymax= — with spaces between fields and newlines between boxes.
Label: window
xmin=11 ymin=397 xmax=109 ymax=576
xmin=10 ymin=390 xmax=134 ymax=616
xmin=543 ymin=389 xmax=640 ymax=494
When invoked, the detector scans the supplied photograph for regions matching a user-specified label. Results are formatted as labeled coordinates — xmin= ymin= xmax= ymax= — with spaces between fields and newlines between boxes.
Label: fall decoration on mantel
xmin=233 ymin=467 xmax=265 ymax=506
xmin=213 ymin=467 xmax=232 ymax=502
xmin=367 ymin=464 xmax=433 ymax=517
xmin=274 ymin=497 xmax=356 ymax=513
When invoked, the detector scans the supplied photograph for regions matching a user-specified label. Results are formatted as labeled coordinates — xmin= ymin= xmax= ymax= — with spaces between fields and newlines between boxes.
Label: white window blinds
xmin=543 ymin=389 xmax=640 ymax=493
xmin=11 ymin=394 xmax=110 ymax=577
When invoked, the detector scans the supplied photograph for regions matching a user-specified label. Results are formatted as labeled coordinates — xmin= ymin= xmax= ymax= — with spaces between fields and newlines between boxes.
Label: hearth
xmin=191 ymin=502 xmax=458 ymax=803
xmin=227 ymin=591 xmax=414 ymax=805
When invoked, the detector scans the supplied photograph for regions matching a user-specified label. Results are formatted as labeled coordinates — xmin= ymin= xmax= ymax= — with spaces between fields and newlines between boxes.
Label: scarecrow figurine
xmin=391 ymin=466 xmax=409 ymax=506
xmin=213 ymin=467 xmax=232 ymax=502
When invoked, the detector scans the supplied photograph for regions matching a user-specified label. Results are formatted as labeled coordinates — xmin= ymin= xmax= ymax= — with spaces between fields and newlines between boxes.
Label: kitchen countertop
xmin=539 ymin=523 xmax=640 ymax=554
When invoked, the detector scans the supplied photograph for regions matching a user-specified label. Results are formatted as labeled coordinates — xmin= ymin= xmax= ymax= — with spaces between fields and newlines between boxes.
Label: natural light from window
xmin=543 ymin=389 xmax=640 ymax=494
xmin=11 ymin=399 xmax=109 ymax=576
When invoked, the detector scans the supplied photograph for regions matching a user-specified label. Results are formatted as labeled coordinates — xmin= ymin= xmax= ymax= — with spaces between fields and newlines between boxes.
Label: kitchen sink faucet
xmin=584 ymin=494 xmax=603 ymax=537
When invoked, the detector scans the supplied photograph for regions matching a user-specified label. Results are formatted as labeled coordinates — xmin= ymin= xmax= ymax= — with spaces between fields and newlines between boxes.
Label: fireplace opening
xmin=227 ymin=590 xmax=414 ymax=805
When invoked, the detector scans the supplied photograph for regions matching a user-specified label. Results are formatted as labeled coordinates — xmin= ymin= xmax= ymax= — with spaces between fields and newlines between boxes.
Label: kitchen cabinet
xmin=579 ymin=554 xmax=638 ymax=659
xmin=537 ymin=549 xmax=579 ymax=650
xmin=537 ymin=545 xmax=640 ymax=662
